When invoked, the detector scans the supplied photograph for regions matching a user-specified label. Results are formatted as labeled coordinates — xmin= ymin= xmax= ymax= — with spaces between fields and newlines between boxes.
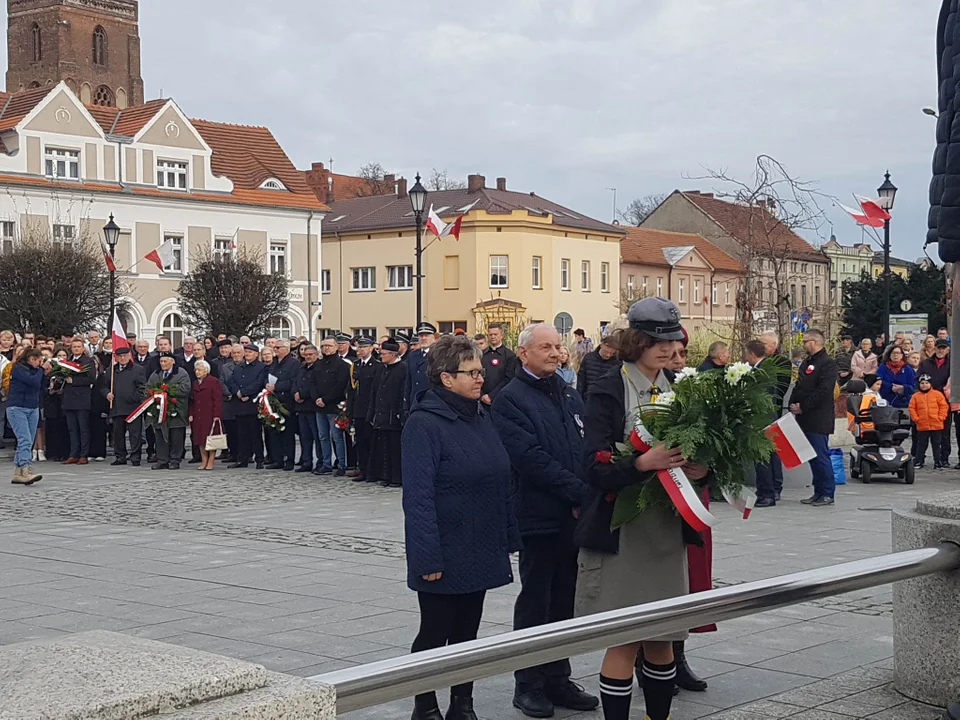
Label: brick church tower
xmin=6 ymin=0 xmax=144 ymax=108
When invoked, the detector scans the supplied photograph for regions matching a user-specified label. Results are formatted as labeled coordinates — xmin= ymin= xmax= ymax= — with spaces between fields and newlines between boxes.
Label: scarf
xmin=885 ymin=360 xmax=905 ymax=374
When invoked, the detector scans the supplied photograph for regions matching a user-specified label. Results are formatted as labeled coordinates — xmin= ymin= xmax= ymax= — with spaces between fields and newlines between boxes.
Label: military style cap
xmin=627 ymin=297 xmax=685 ymax=341
xmin=244 ymin=343 xmax=260 ymax=352
xmin=395 ymin=332 xmax=412 ymax=344
xmin=114 ymin=347 xmax=131 ymax=356
xmin=417 ymin=322 xmax=437 ymax=335
xmin=357 ymin=336 xmax=375 ymax=347
xmin=335 ymin=332 xmax=352 ymax=343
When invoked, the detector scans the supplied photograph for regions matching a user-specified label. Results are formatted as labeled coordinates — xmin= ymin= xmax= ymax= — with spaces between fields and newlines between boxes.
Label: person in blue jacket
xmin=402 ymin=333 xmax=521 ymax=720
xmin=7 ymin=347 xmax=50 ymax=485
xmin=877 ymin=345 xmax=916 ymax=408
xmin=404 ymin=322 xmax=438 ymax=411
xmin=225 ymin=344 xmax=268 ymax=469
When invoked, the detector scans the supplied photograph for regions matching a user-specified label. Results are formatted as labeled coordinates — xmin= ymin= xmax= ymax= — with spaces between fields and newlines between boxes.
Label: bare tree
xmin=427 ymin=168 xmax=467 ymax=191
xmin=619 ymin=284 xmax=651 ymax=314
xmin=355 ymin=162 xmax=393 ymax=197
xmin=619 ymin=193 xmax=667 ymax=226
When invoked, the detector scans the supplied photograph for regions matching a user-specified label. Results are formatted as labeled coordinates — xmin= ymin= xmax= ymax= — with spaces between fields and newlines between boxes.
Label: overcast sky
xmin=7 ymin=1 xmax=944 ymax=262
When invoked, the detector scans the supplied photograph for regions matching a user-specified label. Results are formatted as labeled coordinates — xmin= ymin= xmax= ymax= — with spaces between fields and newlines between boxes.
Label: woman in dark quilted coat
xmin=930 ymin=0 xmax=960 ymax=262
xmin=401 ymin=334 xmax=521 ymax=720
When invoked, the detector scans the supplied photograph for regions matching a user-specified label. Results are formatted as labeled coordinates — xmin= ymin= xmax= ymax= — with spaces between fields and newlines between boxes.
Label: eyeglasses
xmin=446 ymin=368 xmax=486 ymax=379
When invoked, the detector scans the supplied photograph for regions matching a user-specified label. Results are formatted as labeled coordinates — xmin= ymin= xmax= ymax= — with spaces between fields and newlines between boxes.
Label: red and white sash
xmin=126 ymin=391 xmax=167 ymax=424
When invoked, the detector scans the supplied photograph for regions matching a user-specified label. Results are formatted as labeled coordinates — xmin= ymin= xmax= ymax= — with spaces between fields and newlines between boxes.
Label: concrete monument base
xmin=0 ymin=630 xmax=335 ymax=719
xmin=892 ymin=491 xmax=960 ymax=707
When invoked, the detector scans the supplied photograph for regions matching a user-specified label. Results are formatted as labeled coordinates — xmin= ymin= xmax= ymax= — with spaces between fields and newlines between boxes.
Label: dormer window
xmin=259 ymin=178 xmax=286 ymax=191
xmin=157 ymin=160 xmax=187 ymax=190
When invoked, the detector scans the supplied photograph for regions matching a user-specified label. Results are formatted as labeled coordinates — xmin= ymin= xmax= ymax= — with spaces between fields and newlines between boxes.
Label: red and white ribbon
xmin=255 ymin=389 xmax=280 ymax=420
xmin=722 ymin=486 xmax=756 ymax=520
xmin=125 ymin=391 xmax=167 ymax=424
xmin=52 ymin=358 xmax=83 ymax=373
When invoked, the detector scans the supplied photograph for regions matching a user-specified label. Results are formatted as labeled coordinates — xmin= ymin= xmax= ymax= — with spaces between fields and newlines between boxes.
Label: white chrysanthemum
xmin=653 ymin=391 xmax=676 ymax=406
xmin=674 ymin=367 xmax=699 ymax=383
xmin=724 ymin=361 xmax=754 ymax=386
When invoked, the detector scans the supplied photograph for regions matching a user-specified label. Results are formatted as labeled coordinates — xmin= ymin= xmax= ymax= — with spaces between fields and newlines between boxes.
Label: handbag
xmin=205 ymin=418 xmax=228 ymax=451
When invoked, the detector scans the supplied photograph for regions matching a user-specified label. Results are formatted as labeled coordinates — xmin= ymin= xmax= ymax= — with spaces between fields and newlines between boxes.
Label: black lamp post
xmin=103 ymin=214 xmax=121 ymax=336
xmin=408 ymin=173 xmax=428 ymax=327
xmin=877 ymin=172 xmax=898 ymax=345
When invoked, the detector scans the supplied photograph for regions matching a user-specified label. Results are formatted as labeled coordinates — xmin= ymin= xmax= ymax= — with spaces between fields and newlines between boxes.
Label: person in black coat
xmin=405 ymin=322 xmax=437 ymax=412
xmin=225 ymin=344 xmax=268 ymax=469
xmin=347 ymin=337 xmax=379 ymax=482
xmin=697 ymin=341 xmax=730 ymax=371
xmin=929 ymin=0 xmax=960 ymax=262
xmin=293 ymin=344 xmax=320 ymax=472
xmin=265 ymin=339 xmax=299 ymax=470
xmin=89 ymin=355 xmax=111 ymax=460
xmin=61 ymin=338 xmax=98 ymax=464
xmin=367 ymin=338 xmax=408 ymax=487
xmin=492 ymin=324 xmax=598 ymax=718
xmin=576 ymin=336 xmax=620 ymax=399
xmin=480 ymin=323 xmax=517 ymax=408
xmin=104 ymin=347 xmax=146 ymax=465
xmin=219 ymin=345 xmax=244 ymax=463
xmin=402 ymin=333 xmax=521 ymax=720
xmin=788 ymin=329 xmax=839 ymax=506
xmin=313 ymin=337 xmax=352 ymax=476
xmin=43 ymin=353 xmax=69 ymax=462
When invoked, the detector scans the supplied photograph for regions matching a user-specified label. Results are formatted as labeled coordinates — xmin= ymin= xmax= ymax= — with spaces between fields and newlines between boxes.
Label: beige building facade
xmin=0 ymin=83 xmax=326 ymax=344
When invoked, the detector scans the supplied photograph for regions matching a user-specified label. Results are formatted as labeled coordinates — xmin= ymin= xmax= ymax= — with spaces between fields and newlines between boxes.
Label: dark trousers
xmin=514 ymin=531 xmax=577 ymax=693
xmin=155 ymin=426 xmax=186 ymax=465
xmin=297 ymin=412 xmax=318 ymax=469
xmin=90 ymin=412 xmax=108 ymax=459
xmin=914 ymin=430 xmax=944 ymax=465
xmin=807 ymin=433 xmax=835 ymax=499
xmin=355 ymin=420 xmax=372 ymax=477
xmin=941 ymin=412 xmax=952 ymax=464
xmin=224 ymin=418 xmax=238 ymax=459
xmin=770 ymin=452 xmax=783 ymax=493
xmin=267 ymin=420 xmax=296 ymax=466
xmin=113 ymin=415 xmax=142 ymax=461
xmin=411 ymin=590 xmax=486 ymax=709
xmin=236 ymin=415 xmax=264 ymax=464
xmin=755 ymin=457 xmax=776 ymax=501
xmin=345 ymin=425 xmax=357 ymax=469
xmin=64 ymin=409 xmax=90 ymax=459
xmin=145 ymin=425 xmax=156 ymax=456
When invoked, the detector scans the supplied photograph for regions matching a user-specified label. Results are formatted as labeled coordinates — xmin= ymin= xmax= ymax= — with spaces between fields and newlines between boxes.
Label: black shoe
xmin=775 ymin=491 xmax=782 ymax=501
xmin=935 ymin=463 xmax=944 ymax=470
xmin=227 ymin=463 xmax=249 ymax=469
xmin=801 ymin=494 xmax=821 ymax=505
xmin=147 ymin=455 xmax=157 ymax=463
xmin=295 ymin=465 xmax=313 ymax=473
xmin=352 ymin=475 xmax=366 ymax=483
xmin=283 ymin=463 xmax=295 ymax=471
xmin=444 ymin=696 xmax=478 ymax=720
xmin=915 ymin=461 xmax=925 ymax=469
xmin=512 ymin=691 xmax=554 ymax=719
xmin=334 ymin=468 xmax=346 ymax=477
xmin=545 ymin=681 xmax=599 ymax=711
xmin=188 ymin=458 xmax=202 ymax=464
xmin=220 ymin=457 xmax=235 ymax=464
xmin=169 ymin=463 xmax=180 ymax=470
xmin=314 ymin=466 xmax=333 ymax=476
xmin=366 ymin=476 xmax=381 ymax=483
xmin=264 ymin=463 xmax=282 ymax=470
xmin=255 ymin=461 xmax=265 ymax=470
xmin=411 ymin=706 xmax=443 ymax=720
xmin=151 ymin=463 xmax=169 ymax=470
xmin=131 ymin=460 xmax=140 ymax=467
xmin=755 ymin=497 xmax=776 ymax=508
xmin=110 ymin=459 xmax=127 ymax=466
xmin=674 ymin=640 xmax=708 ymax=692
xmin=811 ymin=496 xmax=835 ymax=507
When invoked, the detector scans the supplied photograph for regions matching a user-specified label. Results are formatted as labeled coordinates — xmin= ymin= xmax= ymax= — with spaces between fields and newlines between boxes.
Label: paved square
xmin=0 ymin=458 xmax=953 ymax=719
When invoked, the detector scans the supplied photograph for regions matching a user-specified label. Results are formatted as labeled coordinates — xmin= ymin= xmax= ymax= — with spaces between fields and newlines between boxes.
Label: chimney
xmin=384 ymin=174 xmax=396 ymax=189
xmin=700 ymin=192 xmax=714 ymax=199
xmin=468 ymin=174 xmax=485 ymax=193
xmin=396 ymin=177 xmax=408 ymax=198
xmin=683 ymin=190 xmax=700 ymax=195
xmin=311 ymin=161 xmax=326 ymax=172
xmin=496 ymin=177 xmax=507 ymax=191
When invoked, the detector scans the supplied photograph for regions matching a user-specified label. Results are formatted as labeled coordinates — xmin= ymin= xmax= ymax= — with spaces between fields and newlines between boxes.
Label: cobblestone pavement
xmin=0 ymin=457 xmax=955 ymax=719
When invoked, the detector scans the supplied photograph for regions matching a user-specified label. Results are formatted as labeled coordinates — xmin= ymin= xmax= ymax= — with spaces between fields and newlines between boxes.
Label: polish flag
xmin=100 ymin=237 xmax=116 ymax=272
xmin=426 ymin=205 xmax=448 ymax=237
xmin=144 ymin=239 xmax=177 ymax=273
xmin=839 ymin=203 xmax=884 ymax=229
xmin=445 ymin=213 xmax=464 ymax=241
xmin=765 ymin=413 xmax=817 ymax=469
xmin=111 ymin=311 xmax=129 ymax=353
xmin=854 ymin=195 xmax=892 ymax=224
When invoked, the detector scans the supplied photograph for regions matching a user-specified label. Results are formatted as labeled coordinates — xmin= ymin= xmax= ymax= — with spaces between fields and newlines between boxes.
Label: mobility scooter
xmin=846 ymin=380 xmax=915 ymax=485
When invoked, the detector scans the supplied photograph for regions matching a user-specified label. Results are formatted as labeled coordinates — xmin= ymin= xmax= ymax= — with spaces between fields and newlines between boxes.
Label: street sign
xmin=311 ymin=301 xmax=322 ymax=307
xmin=900 ymin=299 xmax=912 ymax=312
xmin=889 ymin=313 xmax=928 ymax=345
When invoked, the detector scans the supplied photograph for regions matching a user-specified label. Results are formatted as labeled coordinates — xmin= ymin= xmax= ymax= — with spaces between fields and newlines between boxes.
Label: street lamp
xmin=876 ymin=172 xmax=898 ymax=346
xmin=103 ymin=214 xmax=121 ymax=340
xmin=408 ymin=173 xmax=428 ymax=326
xmin=922 ymin=106 xmax=939 ymax=118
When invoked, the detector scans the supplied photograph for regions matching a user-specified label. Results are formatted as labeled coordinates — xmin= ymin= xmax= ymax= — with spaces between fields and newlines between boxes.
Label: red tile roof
xmin=680 ymin=191 xmax=822 ymax=260
xmin=0 ymin=85 xmax=58 ymax=130
xmin=621 ymin=227 xmax=744 ymax=273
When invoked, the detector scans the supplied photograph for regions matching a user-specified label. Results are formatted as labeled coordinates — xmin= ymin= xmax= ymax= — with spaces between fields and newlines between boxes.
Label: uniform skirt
xmin=368 ymin=428 xmax=402 ymax=484
xmin=575 ymin=504 xmax=689 ymax=642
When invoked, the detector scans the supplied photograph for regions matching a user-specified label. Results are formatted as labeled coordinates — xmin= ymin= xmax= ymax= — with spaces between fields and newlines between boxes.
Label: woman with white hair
xmin=189 ymin=359 xmax=224 ymax=471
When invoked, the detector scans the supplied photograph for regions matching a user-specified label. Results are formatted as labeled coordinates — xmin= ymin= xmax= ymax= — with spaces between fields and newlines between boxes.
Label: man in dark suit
xmin=132 ymin=339 xmax=156 ymax=461
xmin=61 ymin=338 xmax=98 ymax=464
xmin=132 ymin=340 xmax=151 ymax=367
xmin=480 ymin=322 xmax=517 ymax=408
xmin=265 ymin=339 xmax=300 ymax=470
xmin=293 ymin=345 xmax=320 ymax=473
xmin=366 ymin=338 xmax=407 ymax=487
xmin=105 ymin=347 xmax=146 ymax=466
xmin=226 ymin=344 xmax=268 ymax=469
xmin=789 ymin=329 xmax=840 ymax=507
xmin=404 ymin=322 xmax=436 ymax=410
xmin=336 ymin=332 xmax=357 ymax=361
xmin=347 ymin=337 xmax=379 ymax=482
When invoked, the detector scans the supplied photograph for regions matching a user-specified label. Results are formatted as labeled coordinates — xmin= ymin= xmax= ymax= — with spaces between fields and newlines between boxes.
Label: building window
xmin=490 ymin=255 xmax=508 ymax=288
xmin=444 ymin=256 xmax=460 ymax=290
xmin=725 ymin=281 xmax=731 ymax=306
xmin=814 ymin=286 xmax=821 ymax=306
xmin=44 ymin=147 xmax=79 ymax=180
xmin=0 ymin=221 xmax=14 ymax=254
xmin=790 ymin=284 xmax=797 ymax=307
xmin=802 ymin=263 xmax=808 ymax=274
xmin=32 ymin=23 xmax=41 ymax=62
xmin=269 ymin=241 xmax=287 ymax=275
xmin=627 ymin=274 xmax=635 ymax=291
xmin=93 ymin=26 xmax=107 ymax=66
xmin=842 ymin=262 xmax=846 ymax=273
xmin=53 ymin=224 xmax=74 ymax=244
xmin=712 ymin=282 xmax=718 ymax=305
xmin=560 ymin=259 xmax=570 ymax=291
xmin=791 ymin=262 xmax=797 ymax=273
xmin=164 ymin=235 xmax=183 ymax=272
xmin=643 ymin=276 xmax=649 ymax=293
xmin=600 ymin=262 xmax=610 ymax=292
xmin=157 ymin=160 xmax=187 ymax=189
xmin=439 ymin=321 xmax=468 ymax=334
xmin=321 ymin=269 xmax=331 ymax=294
xmin=694 ymin=279 xmax=701 ymax=305
xmin=678 ymin=278 xmax=685 ymax=303
xmin=352 ymin=266 xmax=376 ymax=291
xmin=93 ymin=84 xmax=114 ymax=107
xmin=388 ymin=265 xmax=413 ymax=290
xmin=318 ymin=328 xmax=337 ymax=340
xmin=532 ymin=256 xmax=542 ymax=289
xmin=581 ymin=261 xmax=591 ymax=291
xmin=801 ymin=285 xmax=807 ymax=307
xmin=388 ymin=327 xmax=414 ymax=338
xmin=161 ymin=312 xmax=184 ymax=349
xmin=267 ymin=316 xmax=292 ymax=339
xmin=213 ymin=237 xmax=232 ymax=262
xmin=656 ymin=277 xmax=663 ymax=295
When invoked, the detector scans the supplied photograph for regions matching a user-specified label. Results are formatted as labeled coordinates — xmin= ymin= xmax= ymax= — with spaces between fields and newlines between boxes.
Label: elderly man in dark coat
xmin=265 ymin=339 xmax=300 ymax=470
xmin=104 ymin=347 xmax=146 ymax=466
xmin=367 ymin=338 xmax=408 ymax=487
xmin=226 ymin=344 xmax=268 ymax=469
xmin=146 ymin=352 xmax=192 ymax=470
xmin=61 ymin=337 xmax=98 ymax=465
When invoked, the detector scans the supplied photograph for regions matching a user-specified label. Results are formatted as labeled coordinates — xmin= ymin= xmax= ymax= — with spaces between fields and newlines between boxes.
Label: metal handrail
xmin=311 ymin=543 xmax=960 ymax=713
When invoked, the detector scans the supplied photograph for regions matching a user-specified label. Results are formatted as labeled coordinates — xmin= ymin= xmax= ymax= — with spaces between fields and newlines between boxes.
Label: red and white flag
xmin=111 ymin=311 xmax=129 ymax=353
xmin=854 ymin=195 xmax=892 ymax=224
xmin=144 ymin=239 xmax=177 ymax=273
xmin=445 ymin=213 xmax=464 ymax=241
xmin=426 ymin=205 xmax=448 ymax=237
xmin=100 ymin=237 xmax=116 ymax=272
xmin=839 ymin=202 xmax=884 ymax=228
xmin=765 ymin=413 xmax=817 ymax=469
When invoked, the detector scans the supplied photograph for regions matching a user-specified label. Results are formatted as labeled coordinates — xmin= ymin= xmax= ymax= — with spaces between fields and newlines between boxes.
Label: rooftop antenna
xmin=329 ymin=157 xmax=334 ymax=172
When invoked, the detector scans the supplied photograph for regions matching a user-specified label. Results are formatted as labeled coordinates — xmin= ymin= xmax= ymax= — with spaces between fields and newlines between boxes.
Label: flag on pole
xmin=765 ymin=413 xmax=817 ymax=469
xmin=144 ymin=239 xmax=177 ymax=273
xmin=111 ymin=311 xmax=129 ymax=353
xmin=838 ymin=202 xmax=884 ymax=228
xmin=100 ymin=237 xmax=116 ymax=272
xmin=426 ymin=205 xmax=448 ymax=237
xmin=853 ymin=195 xmax=892 ymax=224
xmin=445 ymin=213 xmax=464 ymax=241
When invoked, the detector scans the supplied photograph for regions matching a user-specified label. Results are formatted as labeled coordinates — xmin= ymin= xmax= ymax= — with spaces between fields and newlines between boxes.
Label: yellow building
xmin=872 ymin=252 xmax=914 ymax=279
xmin=319 ymin=175 xmax=624 ymax=338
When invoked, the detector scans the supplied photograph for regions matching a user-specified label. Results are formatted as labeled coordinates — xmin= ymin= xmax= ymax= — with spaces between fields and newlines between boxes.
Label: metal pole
xmin=415 ymin=212 xmax=423 ymax=327
xmin=883 ymin=217 xmax=891 ymax=344
xmin=109 ymin=246 xmax=116 ymax=341
xmin=314 ymin=544 xmax=960 ymax=713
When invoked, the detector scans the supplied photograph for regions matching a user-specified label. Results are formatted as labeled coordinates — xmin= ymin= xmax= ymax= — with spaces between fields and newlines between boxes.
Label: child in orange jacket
xmin=909 ymin=374 xmax=949 ymax=469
